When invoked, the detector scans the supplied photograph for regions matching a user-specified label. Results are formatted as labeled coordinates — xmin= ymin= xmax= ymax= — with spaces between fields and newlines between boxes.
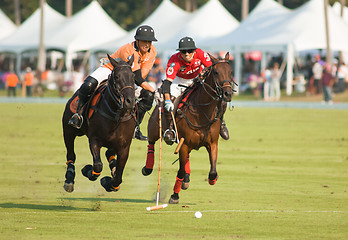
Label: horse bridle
xmin=107 ymin=64 xmax=134 ymax=109
xmin=200 ymin=61 xmax=236 ymax=101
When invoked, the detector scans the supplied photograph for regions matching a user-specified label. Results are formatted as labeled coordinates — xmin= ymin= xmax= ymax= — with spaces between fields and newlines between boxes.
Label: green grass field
xmin=0 ymin=102 xmax=347 ymax=239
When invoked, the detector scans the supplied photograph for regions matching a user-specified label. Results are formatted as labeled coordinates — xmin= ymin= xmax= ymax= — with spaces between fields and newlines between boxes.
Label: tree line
xmin=0 ymin=0 xmax=342 ymax=31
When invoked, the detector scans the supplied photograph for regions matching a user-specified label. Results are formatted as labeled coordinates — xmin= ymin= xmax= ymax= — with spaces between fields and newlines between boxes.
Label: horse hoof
xmin=142 ymin=167 xmax=153 ymax=176
xmin=168 ymin=193 xmax=179 ymax=204
xmin=208 ymin=178 xmax=217 ymax=185
xmin=100 ymin=176 xmax=120 ymax=192
xmin=81 ymin=165 xmax=98 ymax=181
xmin=181 ymin=173 xmax=190 ymax=190
xmin=64 ymin=182 xmax=74 ymax=193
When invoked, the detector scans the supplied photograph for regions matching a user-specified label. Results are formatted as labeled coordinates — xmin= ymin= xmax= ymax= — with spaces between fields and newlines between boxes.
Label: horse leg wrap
xmin=145 ymin=144 xmax=155 ymax=169
xmin=208 ymin=173 xmax=218 ymax=185
xmin=65 ymin=162 xmax=75 ymax=184
xmin=174 ymin=177 xmax=184 ymax=194
xmin=81 ymin=165 xmax=99 ymax=181
xmin=185 ymin=155 xmax=191 ymax=175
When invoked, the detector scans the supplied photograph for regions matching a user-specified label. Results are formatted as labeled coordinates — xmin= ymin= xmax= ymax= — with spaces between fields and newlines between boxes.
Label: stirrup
xmin=163 ymin=129 xmax=176 ymax=144
xmin=68 ymin=113 xmax=83 ymax=129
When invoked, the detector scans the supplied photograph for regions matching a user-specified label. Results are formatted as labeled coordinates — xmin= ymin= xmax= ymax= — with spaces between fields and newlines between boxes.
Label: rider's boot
xmin=220 ymin=119 xmax=229 ymax=140
xmin=68 ymin=76 xmax=98 ymax=129
xmin=219 ymin=101 xmax=229 ymax=140
xmin=134 ymin=107 xmax=148 ymax=141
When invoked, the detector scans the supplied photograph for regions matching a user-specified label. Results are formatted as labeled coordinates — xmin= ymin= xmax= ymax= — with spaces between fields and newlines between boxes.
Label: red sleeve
xmin=165 ymin=54 xmax=181 ymax=81
xmin=196 ymin=49 xmax=212 ymax=67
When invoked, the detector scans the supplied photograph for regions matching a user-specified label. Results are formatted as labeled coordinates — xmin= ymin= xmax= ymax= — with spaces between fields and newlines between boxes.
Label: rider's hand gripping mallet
xmin=171 ymin=111 xmax=184 ymax=154
xmin=146 ymin=106 xmax=168 ymax=211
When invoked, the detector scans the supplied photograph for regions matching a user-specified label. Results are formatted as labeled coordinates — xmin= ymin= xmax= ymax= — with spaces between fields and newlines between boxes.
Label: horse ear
xmin=225 ymin=52 xmax=230 ymax=61
xmin=107 ymin=53 xmax=119 ymax=68
xmin=208 ymin=53 xmax=217 ymax=64
xmin=127 ymin=54 xmax=134 ymax=66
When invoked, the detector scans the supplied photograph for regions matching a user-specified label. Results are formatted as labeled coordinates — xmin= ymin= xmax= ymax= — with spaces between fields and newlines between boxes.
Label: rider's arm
xmin=134 ymin=69 xmax=155 ymax=93
xmin=162 ymin=78 xmax=173 ymax=100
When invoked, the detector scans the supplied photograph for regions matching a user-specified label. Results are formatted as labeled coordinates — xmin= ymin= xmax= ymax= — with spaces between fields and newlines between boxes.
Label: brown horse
xmin=143 ymin=52 xmax=235 ymax=204
xmin=62 ymin=54 xmax=137 ymax=193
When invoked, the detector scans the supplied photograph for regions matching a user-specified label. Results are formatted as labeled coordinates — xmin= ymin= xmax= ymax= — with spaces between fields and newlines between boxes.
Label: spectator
xmin=146 ymin=57 xmax=165 ymax=90
xmin=6 ymin=71 xmax=19 ymax=97
xmin=262 ymin=66 xmax=272 ymax=101
xmin=23 ymin=67 xmax=34 ymax=97
xmin=312 ymin=55 xmax=323 ymax=94
xmin=336 ymin=62 xmax=348 ymax=93
xmin=270 ymin=62 xmax=281 ymax=101
xmin=321 ymin=64 xmax=334 ymax=104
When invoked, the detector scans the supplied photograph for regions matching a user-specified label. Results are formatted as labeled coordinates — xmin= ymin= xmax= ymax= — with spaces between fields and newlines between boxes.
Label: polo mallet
xmin=171 ymin=111 xmax=185 ymax=154
xmin=146 ymin=106 xmax=168 ymax=211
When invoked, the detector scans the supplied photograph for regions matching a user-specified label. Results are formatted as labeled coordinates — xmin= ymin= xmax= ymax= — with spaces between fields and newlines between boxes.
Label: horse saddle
xmin=69 ymin=80 xmax=108 ymax=120
xmin=173 ymin=81 xmax=200 ymax=114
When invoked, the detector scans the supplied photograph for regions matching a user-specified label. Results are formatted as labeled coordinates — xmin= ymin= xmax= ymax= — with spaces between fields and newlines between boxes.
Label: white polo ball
xmin=194 ymin=211 xmax=202 ymax=218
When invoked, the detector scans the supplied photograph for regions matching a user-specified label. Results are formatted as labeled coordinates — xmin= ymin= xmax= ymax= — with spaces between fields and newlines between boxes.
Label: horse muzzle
xmin=123 ymin=96 xmax=135 ymax=110
xmin=223 ymin=88 xmax=233 ymax=102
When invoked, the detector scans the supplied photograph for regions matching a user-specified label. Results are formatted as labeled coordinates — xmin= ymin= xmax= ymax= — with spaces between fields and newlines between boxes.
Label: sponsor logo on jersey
xmin=194 ymin=60 xmax=201 ymax=67
xmin=185 ymin=66 xmax=200 ymax=75
xmin=167 ymin=67 xmax=174 ymax=75
xmin=179 ymin=66 xmax=186 ymax=72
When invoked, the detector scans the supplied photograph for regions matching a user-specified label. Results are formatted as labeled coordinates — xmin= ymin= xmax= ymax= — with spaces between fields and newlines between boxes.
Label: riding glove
xmin=153 ymin=90 xmax=163 ymax=104
xmin=164 ymin=99 xmax=174 ymax=112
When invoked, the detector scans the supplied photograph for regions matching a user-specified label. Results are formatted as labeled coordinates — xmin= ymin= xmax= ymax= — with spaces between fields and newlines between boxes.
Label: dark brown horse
xmin=143 ymin=53 xmax=234 ymax=204
xmin=62 ymin=54 xmax=137 ymax=193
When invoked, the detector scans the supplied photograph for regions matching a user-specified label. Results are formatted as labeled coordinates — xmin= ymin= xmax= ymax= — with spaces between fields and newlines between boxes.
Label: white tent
xmin=332 ymin=2 xmax=348 ymax=23
xmin=0 ymin=3 xmax=65 ymax=53
xmin=47 ymin=1 xmax=126 ymax=53
xmin=202 ymin=0 xmax=348 ymax=95
xmin=156 ymin=0 xmax=239 ymax=52
xmin=0 ymin=9 xmax=17 ymax=40
xmin=200 ymin=0 xmax=291 ymax=52
xmin=92 ymin=0 xmax=192 ymax=53
xmin=46 ymin=1 xmax=127 ymax=70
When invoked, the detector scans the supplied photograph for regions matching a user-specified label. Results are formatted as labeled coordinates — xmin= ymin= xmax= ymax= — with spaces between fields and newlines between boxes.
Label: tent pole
xmin=286 ymin=44 xmax=294 ymax=96
xmin=234 ymin=49 xmax=242 ymax=95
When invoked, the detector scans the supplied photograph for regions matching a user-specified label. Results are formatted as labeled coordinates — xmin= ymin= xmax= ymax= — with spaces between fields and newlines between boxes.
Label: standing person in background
xmin=337 ymin=62 xmax=348 ymax=93
xmin=262 ymin=66 xmax=272 ymax=101
xmin=23 ymin=67 xmax=34 ymax=97
xmin=312 ymin=55 xmax=323 ymax=94
xmin=6 ymin=71 xmax=19 ymax=97
xmin=321 ymin=64 xmax=334 ymax=104
xmin=270 ymin=62 xmax=281 ymax=101
xmin=146 ymin=57 xmax=165 ymax=90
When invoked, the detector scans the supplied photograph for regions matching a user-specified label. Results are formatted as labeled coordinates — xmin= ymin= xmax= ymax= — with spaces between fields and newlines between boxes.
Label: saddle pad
xmin=69 ymin=81 xmax=107 ymax=119
xmin=177 ymin=85 xmax=197 ymax=109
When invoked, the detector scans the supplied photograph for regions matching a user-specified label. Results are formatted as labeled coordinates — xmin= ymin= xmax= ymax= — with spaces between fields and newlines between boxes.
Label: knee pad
xmin=138 ymin=89 xmax=154 ymax=111
xmin=79 ymin=76 xmax=98 ymax=99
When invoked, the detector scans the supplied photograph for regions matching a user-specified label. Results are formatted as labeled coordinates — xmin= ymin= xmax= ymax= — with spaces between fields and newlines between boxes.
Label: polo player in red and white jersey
xmin=160 ymin=36 xmax=230 ymax=143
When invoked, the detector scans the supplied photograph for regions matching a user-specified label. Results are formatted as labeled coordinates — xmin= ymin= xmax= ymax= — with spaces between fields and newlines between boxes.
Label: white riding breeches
xmin=170 ymin=76 xmax=194 ymax=98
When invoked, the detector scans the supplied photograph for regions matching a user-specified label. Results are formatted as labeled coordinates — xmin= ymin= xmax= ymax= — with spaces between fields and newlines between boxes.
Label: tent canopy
xmin=156 ymin=0 xmax=239 ymax=52
xmin=200 ymin=0 xmax=291 ymax=52
xmin=201 ymin=0 xmax=348 ymax=53
xmin=0 ymin=9 xmax=17 ymax=40
xmin=0 ymin=3 xmax=66 ymax=53
xmin=93 ymin=0 xmax=192 ymax=53
xmin=47 ymin=0 xmax=127 ymax=53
